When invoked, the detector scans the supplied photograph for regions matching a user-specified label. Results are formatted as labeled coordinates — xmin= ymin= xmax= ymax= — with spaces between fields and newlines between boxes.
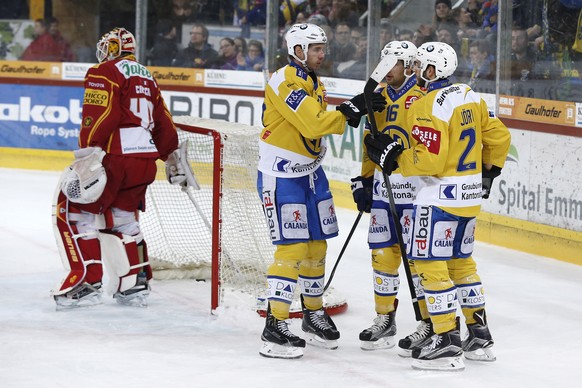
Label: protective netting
xmin=141 ymin=117 xmax=346 ymax=314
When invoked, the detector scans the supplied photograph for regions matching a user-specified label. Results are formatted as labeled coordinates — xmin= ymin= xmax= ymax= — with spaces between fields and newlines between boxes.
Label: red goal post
xmin=140 ymin=117 xmax=347 ymax=317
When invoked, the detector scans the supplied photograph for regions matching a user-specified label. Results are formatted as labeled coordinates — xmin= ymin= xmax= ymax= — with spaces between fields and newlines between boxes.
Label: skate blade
xmin=411 ymin=355 xmax=465 ymax=371
xmin=360 ymin=336 xmax=396 ymax=351
xmin=259 ymin=341 xmax=303 ymax=359
xmin=114 ymin=290 xmax=149 ymax=308
xmin=305 ymin=333 xmax=338 ymax=350
xmin=54 ymin=293 xmax=103 ymax=311
xmin=397 ymin=347 xmax=413 ymax=358
xmin=464 ymin=347 xmax=496 ymax=362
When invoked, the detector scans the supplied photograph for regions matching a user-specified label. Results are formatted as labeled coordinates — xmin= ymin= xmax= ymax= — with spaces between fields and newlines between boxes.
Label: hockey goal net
xmin=140 ymin=117 xmax=347 ymax=316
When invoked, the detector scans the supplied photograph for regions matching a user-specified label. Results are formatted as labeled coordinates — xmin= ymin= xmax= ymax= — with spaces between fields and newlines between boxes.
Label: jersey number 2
xmin=457 ymin=127 xmax=477 ymax=172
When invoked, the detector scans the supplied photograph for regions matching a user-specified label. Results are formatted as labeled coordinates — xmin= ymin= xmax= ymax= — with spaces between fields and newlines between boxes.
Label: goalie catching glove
xmin=482 ymin=165 xmax=502 ymax=199
xmin=351 ymin=176 xmax=373 ymax=213
xmin=364 ymin=133 xmax=403 ymax=176
xmin=337 ymin=92 xmax=387 ymax=128
xmin=165 ymin=140 xmax=200 ymax=190
xmin=61 ymin=146 xmax=107 ymax=204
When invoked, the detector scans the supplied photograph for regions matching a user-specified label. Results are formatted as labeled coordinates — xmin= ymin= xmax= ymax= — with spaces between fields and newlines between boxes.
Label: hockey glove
xmin=364 ymin=133 xmax=403 ymax=176
xmin=337 ymin=92 xmax=387 ymax=127
xmin=482 ymin=165 xmax=502 ymax=199
xmin=350 ymin=176 xmax=374 ymax=213
xmin=61 ymin=146 xmax=107 ymax=204
xmin=165 ymin=141 xmax=200 ymax=190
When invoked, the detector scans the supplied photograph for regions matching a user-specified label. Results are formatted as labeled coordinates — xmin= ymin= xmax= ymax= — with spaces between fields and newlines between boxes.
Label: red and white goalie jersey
xmin=79 ymin=56 xmax=177 ymax=160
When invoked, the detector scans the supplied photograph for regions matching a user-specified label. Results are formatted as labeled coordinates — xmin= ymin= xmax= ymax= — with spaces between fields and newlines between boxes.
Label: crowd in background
xmin=8 ymin=0 xmax=582 ymax=101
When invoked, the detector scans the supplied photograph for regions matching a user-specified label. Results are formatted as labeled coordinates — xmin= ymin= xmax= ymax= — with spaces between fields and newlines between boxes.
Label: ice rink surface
xmin=1 ymin=168 xmax=581 ymax=388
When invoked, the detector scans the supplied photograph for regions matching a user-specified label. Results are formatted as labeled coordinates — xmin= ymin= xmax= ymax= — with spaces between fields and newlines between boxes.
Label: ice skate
xmin=463 ymin=309 xmax=496 ymax=362
xmin=411 ymin=329 xmax=465 ymax=371
xmin=398 ymin=318 xmax=434 ymax=357
xmin=301 ymin=297 xmax=340 ymax=349
xmin=113 ymin=273 xmax=150 ymax=307
xmin=359 ymin=311 xmax=397 ymax=350
xmin=54 ymin=282 xmax=103 ymax=310
xmin=259 ymin=305 xmax=305 ymax=359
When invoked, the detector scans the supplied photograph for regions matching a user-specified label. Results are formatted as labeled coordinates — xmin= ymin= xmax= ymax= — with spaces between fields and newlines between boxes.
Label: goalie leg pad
xmin=99 ymin=231 xmax=150 ymax=295
xmin=52 ymin=189 xmax=103 ymax=296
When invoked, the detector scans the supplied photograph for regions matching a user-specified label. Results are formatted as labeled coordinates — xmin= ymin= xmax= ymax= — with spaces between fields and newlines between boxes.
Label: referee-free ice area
xmin=1 ymin=168 xmax=581 ymax=388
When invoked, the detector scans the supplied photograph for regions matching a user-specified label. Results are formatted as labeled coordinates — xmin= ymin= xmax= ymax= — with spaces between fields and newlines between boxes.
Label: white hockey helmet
xmin=415 ymin=41 xmax=458 ymax=81
xmin=286 ymin=23 xmax=327 ymax=69
xmin=381 ymin=40 xmax=417 ymax=68
xmin=96 ymin=27 xmax=136 ymax=63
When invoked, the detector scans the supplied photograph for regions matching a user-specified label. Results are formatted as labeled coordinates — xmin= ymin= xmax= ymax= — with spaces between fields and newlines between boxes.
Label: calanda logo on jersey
xmin=369 ymin=214 xmax=389 ymax=234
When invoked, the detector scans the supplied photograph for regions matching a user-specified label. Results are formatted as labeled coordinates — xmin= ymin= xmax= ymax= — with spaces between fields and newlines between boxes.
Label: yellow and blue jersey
xmin=258 ymin=62 xmax=346 ymax=177
xmin=399 ymin=80 xmax=511 ymax=217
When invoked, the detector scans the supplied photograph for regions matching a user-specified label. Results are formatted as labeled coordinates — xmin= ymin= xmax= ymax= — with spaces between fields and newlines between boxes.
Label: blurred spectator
xmin=380 ymin=19 xmax=397 ymax=48
xmin=481 ymin=1 xmax=498 ymax=44
xmin=330 ymin=22 xmax=356 ymax=63
xmin=467 ymin=0 xmax=485 ymax=26
xmin=237 ymin=39 xmax=265 ymax=71
xmin=334 ymin=32 xmax=367 ymax=80
xmin=308 ymin=13 xmax=330 ymax=27
xmin=436 ymin=23 xmax=460 ymax=53
xmin=281 ymin=0 xmax=310 ymax=25
xmin=350 ymin=25 xmax=364 ymax=45
xmin=172 ymin=23 xmax=219 ymax=68
xmin=433 ymin=0 xmax=454 ymax=27
xmin=31 ymin=19 xmax=47 ymax=40
xmin=170 ymin=0 xmax=197 ymax=37
xmin=452 ymin=7 xmax=480 ymax=41
xmin=413 ymin=23 xmax=437 ymax=47
xmin=328 ymin=0 xmax=359 ymax=28
xmin=467 ymin=39 xmax=494 ymax=89
xmin=311 ymin=0 xmax=332 ymax=20
xmin=295 ymin=12 xmax=308 ymax=24
xmin=21 ymin=17 xmax=74 ymax=62
xmin=510 ymin=26 xmax=537 ymax=81
xmin=238 ymin=0 xmax=271 ymax=38
xmin=398 ymin=29 xmax=414 ymax=41
xmin=214 ymin=37 xmax=239 ymax=70
xmin=234 ymin=36 xmax=248 ymax=57
xmin=148 ymin=19 xmax=179 ymax=66
xmin=271 ymin=26 xmax=291 ymax=71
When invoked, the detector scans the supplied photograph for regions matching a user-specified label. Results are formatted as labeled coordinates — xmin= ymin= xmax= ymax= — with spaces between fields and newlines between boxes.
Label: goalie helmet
xmin=96 ymin=27 xmax=136 ymax=63
xmin=415 ymin=41 xmax=458 ymax=81
xmin=381 ymin=40 xmax=417 ymax=68
xmin=286 ymin=23 xmax=327 ymax=70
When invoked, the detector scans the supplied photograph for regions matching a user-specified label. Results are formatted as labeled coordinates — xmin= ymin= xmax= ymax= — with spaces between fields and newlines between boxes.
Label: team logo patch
xmin=368 ymin=209 xmax=391 ymax=243
xmin=83 ymin=116 xmax=93 ymax=128
xmin=318 ymin=198 xmax=338 ymax=235
xmin=405 ymin=95 xmax=418 ymax=109
xmin=285 ymin=89 xmax=307 ymax=111
xmin=431 ymin=220 xmax=457 ymax=257
xmin=439 ymin=184 xmax=457 ymax=200
xmin=83 ymin=88 xmax=109 ymax=107
xmin=272 ymin=157 xmax=291 ymax=173
xmin=281 ymin=204 xmax=309 ymax=239
xmin=411 ymin=125 xmax=440 ymax=154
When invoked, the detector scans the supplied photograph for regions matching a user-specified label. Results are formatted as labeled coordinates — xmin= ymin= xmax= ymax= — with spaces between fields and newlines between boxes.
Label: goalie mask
xmin=96 ymin=27 xmax=136 ymax=63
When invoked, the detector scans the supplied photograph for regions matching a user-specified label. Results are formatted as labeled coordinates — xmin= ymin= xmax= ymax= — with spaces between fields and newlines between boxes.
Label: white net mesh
xmin=141 ymin=117 xmax=346 ymax=314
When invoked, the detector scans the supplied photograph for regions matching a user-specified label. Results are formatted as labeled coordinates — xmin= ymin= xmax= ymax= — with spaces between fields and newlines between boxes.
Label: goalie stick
xmin=363 ymin=53 xmax=422 ymax=321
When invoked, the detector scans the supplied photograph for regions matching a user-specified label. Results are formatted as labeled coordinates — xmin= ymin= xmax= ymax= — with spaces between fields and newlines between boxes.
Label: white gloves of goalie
xmin=61 ymin=146 xmax=107 ymax=204
xmin=165 ymin=141 xmax=200 ymax=190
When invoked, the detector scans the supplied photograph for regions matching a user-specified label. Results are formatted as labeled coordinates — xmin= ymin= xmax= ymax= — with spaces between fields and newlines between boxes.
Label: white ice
xmin=1 ymin=168 xmax=581 ymax=388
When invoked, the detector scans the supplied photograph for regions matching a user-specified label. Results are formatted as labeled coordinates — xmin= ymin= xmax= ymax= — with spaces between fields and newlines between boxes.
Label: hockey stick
xmin=363 ymin=54 xmax=422 ymax=321
xmin=323 ymin=211 xmax=363 ymax=292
